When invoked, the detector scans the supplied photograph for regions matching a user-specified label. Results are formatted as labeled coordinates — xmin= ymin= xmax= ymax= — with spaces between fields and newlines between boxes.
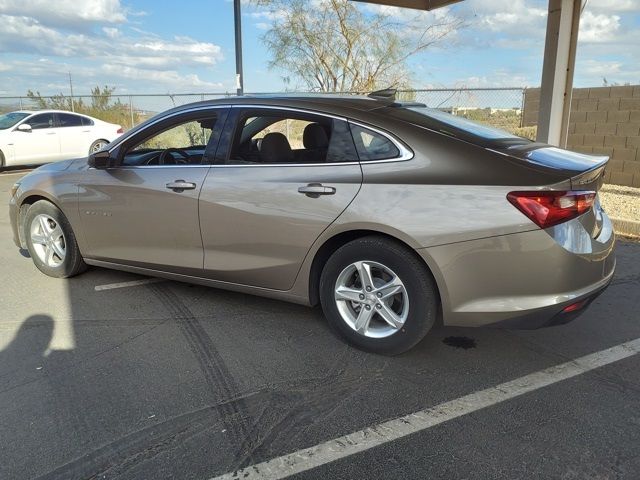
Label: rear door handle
xmin=298 ymin=183 xmax=336 ymax=197
xmin=166 ymin=180 xmax=196 ymax=192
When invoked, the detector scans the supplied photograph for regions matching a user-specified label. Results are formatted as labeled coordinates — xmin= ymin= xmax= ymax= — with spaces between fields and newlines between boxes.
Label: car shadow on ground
xmin=1 ymin=241 xmax=639 ymax=480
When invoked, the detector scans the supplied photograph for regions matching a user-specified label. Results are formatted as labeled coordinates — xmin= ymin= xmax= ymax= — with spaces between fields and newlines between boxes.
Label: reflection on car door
xmin=198 ymin=107 xmax=363 ymax=290
xmin=77 ymin=107 xmax=229 ymax=274
xmin=13 ymin=113 xmax=61 ymax=165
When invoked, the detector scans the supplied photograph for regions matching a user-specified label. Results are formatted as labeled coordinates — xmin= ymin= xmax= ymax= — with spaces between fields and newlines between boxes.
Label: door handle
xmin=166 ymin=180 xmax=196 ymax=192
xmin=298 ymin=183 xmax=336 ymax=197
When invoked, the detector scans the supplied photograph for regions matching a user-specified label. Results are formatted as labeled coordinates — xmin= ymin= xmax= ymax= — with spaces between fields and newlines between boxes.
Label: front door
xmin=199 ymin=107 xmax=362 ymax=290
xmin=77 ymin=107 xmax=228 ymax=274
xmin=12 ymin=113 xmax=61 ymax=165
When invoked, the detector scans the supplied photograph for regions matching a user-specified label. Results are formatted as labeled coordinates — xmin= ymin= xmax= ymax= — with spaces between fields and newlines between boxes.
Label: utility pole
xmin=234 ymin=0 xmax=244 ymax=96
xmin=68 ymin=71 xmax=75 ymax=112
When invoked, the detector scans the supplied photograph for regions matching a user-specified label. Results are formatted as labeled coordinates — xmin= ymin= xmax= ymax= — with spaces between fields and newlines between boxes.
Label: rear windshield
xmin=386 ymin=106 xmax=529 ymax=146
xmin=0 ymin=112 xmax=30 ymax=130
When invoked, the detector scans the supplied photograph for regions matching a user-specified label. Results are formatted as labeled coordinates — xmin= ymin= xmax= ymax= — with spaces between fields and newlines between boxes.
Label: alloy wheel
xmin=30 ymin=214 xmax=66 ymax=267
xmin=334 ymin=260 xmax=409 ymax=338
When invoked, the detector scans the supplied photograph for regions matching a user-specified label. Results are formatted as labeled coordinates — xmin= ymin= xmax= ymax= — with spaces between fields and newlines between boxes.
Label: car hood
xmin=32 ymin=158 xmax=78 ymax=173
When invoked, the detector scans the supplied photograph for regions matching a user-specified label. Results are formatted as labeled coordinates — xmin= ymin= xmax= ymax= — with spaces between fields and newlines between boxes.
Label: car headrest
xmin=303 ymin=123 xmax=329 ymax=149
xmin=260 ymin=132 xmax=293 ymax=163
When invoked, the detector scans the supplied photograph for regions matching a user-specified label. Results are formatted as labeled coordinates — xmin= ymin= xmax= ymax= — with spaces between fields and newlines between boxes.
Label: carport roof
xmin=350 ymin=0 xmax=463 ymax=10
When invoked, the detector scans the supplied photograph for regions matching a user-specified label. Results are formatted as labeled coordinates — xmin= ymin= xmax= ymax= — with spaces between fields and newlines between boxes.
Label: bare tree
xmin=253 ymin=0 xmax=464 ymax=92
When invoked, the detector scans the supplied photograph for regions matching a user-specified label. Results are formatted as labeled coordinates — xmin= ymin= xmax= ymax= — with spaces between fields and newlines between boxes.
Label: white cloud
xmin=0 ymin=0 xmax=128 ymax=28
xmin=579 ymin=11 xmax=621 ymax=43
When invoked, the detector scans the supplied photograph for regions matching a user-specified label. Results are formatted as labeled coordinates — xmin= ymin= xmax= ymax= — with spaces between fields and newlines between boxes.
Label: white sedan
xmin=0 ymin=110 xmax=123 ymax=168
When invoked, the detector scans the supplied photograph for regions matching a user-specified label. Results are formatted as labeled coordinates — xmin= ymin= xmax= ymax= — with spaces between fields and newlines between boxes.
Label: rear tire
xmin=24 ymin=200 xmax=87 ymax=278
xmin=0 ymin=150 xmax=5 ymax=169
xmin=320 ymin=236 xmax=438 ymax=355
xmin=89 ymin=139 xmax=109 ymax=155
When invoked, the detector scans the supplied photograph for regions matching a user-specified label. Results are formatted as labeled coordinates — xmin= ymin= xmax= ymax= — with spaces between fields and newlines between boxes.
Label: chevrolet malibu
xmin=9 ymin=95 xmax=615 ymax=354
xmin=0 ymin=110 xmax=123 ymax=168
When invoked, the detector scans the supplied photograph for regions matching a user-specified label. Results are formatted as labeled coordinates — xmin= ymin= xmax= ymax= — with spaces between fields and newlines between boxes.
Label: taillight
xmin=507 ymin=190 xmax=596 ymax=229
xmin=116 ymin=127 xmax=124 ymax=134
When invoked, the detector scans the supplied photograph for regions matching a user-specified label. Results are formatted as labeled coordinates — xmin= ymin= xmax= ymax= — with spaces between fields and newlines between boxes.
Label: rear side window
xmin=81 ymin=116 xmax=94 ymax=126
xmin=57 ymin=113 xmax=83 ymax=127
xmin=350 ymin=124 xmax=400 ymax=161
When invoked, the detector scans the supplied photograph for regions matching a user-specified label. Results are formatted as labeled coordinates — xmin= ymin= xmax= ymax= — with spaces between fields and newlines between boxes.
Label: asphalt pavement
xmin=1 ymin=170 xmax=639 ymax=480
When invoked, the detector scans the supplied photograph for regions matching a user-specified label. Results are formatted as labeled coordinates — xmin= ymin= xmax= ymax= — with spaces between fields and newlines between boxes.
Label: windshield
xmin=0 ymin=112 xmax=30 ymax=130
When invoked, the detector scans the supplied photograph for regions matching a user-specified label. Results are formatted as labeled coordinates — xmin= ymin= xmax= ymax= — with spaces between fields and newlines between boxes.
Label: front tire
xmin=24 ymin=201 xmax=87 ymax=278
xmin=320 ymin=236 xmax=438 ymax=355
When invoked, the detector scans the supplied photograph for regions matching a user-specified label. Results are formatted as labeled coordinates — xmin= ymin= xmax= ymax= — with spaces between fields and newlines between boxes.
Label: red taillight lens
xmin=507 ymin=190 xmax=596 ymax=229
xmin=116 ymin=127 xmax=124 ymax=134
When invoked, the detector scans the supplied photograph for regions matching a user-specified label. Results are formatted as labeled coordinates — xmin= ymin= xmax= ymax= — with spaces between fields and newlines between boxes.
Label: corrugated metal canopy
xmin=350 ymin=0 xmax=463 ymax=11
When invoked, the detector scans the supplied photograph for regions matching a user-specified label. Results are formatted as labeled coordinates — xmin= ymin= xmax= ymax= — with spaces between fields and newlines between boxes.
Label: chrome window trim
xmin=348 ymin=119 xmax=414 ymax=163
xmin=105 ymin=103 xmax=414 ymax=168
xmin=222 ymin=104 xmax=413 ymax=167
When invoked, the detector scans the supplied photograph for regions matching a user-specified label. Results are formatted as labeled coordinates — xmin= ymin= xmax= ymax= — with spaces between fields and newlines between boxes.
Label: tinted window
xmin=228 ymin=110 xmax=357 ymax=165
xmin=350 ymin=124 xmax=400 ymax=161
xmin=0 ymin=112 xmax=29 ymax=129
xmin=57 ymin=113 xmax=83 ymax=127
xmin=81 ymin=116 xmax=94 ymax=126
xmin=28 ymin=113 xmax=55 ymax=130
xmin=385 ymin=106 xmax=529 ymax=146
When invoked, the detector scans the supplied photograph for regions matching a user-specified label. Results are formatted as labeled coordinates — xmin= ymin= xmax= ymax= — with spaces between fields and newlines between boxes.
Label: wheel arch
xmin=16 ymin=194 xmax=62 ymax=248
xmin=307 ymin=229 xmax=444 ymax=324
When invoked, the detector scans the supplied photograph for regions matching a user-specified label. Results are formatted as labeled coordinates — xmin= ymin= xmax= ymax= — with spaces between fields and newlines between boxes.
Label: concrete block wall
xmin=523 ymin=85 xmax=640 ymax=187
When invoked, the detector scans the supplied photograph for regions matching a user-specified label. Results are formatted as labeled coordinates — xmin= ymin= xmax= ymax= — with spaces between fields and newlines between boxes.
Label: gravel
xmin=600 ymin=184 xmax=640 ymax=223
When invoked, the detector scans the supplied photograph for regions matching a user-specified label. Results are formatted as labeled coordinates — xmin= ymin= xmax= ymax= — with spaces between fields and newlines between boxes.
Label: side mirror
xmin=16 ymin=124 xmax=32 ymax=132
xmin=88 ymin=150 xmax=114 ymax=169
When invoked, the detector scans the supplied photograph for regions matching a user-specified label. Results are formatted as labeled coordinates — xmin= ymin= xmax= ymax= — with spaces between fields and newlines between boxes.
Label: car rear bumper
xmin=418 ymin=213 xmax=616 ymax=328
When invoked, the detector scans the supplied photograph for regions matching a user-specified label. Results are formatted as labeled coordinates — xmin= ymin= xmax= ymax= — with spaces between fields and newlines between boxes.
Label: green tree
xmin=253 ymin=0 xmax=463 ymax=92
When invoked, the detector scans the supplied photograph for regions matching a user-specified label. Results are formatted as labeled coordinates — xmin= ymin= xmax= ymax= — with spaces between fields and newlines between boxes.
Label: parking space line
xmin=210 ymin=337 xmax=640 ymax=480
xmin=94 ymin=278 xmax=166 ymax=291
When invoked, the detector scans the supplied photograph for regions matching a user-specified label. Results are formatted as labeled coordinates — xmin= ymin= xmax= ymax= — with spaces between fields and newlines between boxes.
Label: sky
xmin=0 ymin=0 xmax=638 ymax=97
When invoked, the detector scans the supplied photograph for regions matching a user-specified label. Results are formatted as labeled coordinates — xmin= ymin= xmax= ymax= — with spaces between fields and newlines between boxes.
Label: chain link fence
xmin=0 ymin=88 xmax=528 ymax=135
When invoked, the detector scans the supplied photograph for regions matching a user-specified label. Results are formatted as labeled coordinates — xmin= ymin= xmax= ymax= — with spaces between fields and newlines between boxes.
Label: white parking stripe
xmin=94 ymin=278 xmax=166 ymax=291
xmin=210 ymin=337 xmax=640 ymax=480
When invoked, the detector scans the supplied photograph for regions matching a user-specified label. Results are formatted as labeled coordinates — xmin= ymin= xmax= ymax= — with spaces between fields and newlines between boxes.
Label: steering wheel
xmin=159 ymin=148 xmax=190 ymax=165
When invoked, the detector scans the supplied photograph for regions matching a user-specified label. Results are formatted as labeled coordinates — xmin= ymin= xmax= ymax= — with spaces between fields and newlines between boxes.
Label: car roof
xmin=11 ymin=109 xmax=93 ymax=116
xmin=162 ymin=94 xmax=405 ymax=118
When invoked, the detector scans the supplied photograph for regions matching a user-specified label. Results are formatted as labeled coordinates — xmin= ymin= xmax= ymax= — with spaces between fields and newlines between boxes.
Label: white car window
xmin=28 ymin=113 xmax=55 ymax=130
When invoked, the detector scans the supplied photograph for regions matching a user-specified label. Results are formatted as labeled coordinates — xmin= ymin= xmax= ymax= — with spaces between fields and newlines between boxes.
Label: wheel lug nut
xmin=376 ymin=303 xmax=382 ymax=309
xmin=376 ymin=292 xmax=382 ymax=298
xmin=359 ymin=294 xmax=365 ymax=300
xmin=366 ymin=286 xmax=372 ymax=292
xmin=365 ymin=305 xmax=371 ymax=310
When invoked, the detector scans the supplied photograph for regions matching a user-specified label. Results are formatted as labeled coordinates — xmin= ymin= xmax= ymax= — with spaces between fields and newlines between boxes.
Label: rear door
xmin=198 ymin=106 xmax=362 ymax=290
xmin=56 ymin=112 xmax=91 ymax=158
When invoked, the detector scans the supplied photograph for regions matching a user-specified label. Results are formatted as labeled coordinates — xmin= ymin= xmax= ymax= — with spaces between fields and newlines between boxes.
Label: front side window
xmin=349 ymin=124 xmax=400 ymax=161
xmin=228 ymin=110 xmax=357 ymax=165
xmin=122 ymin=115 xmax=219 ymax=166
xmin=27 ymin=113 xmax=55 ymax=130
xmin=57 ymin=113 xmax=83 ymax=128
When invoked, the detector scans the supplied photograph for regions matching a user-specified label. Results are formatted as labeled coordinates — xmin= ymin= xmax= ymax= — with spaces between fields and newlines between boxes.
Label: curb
xmin=610 ymin=217 xmax=640 ymax=239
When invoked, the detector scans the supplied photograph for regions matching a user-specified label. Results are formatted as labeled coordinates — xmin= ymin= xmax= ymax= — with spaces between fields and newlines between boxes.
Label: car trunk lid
xmin=500 ymin=144 xmax=609 ymax=238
